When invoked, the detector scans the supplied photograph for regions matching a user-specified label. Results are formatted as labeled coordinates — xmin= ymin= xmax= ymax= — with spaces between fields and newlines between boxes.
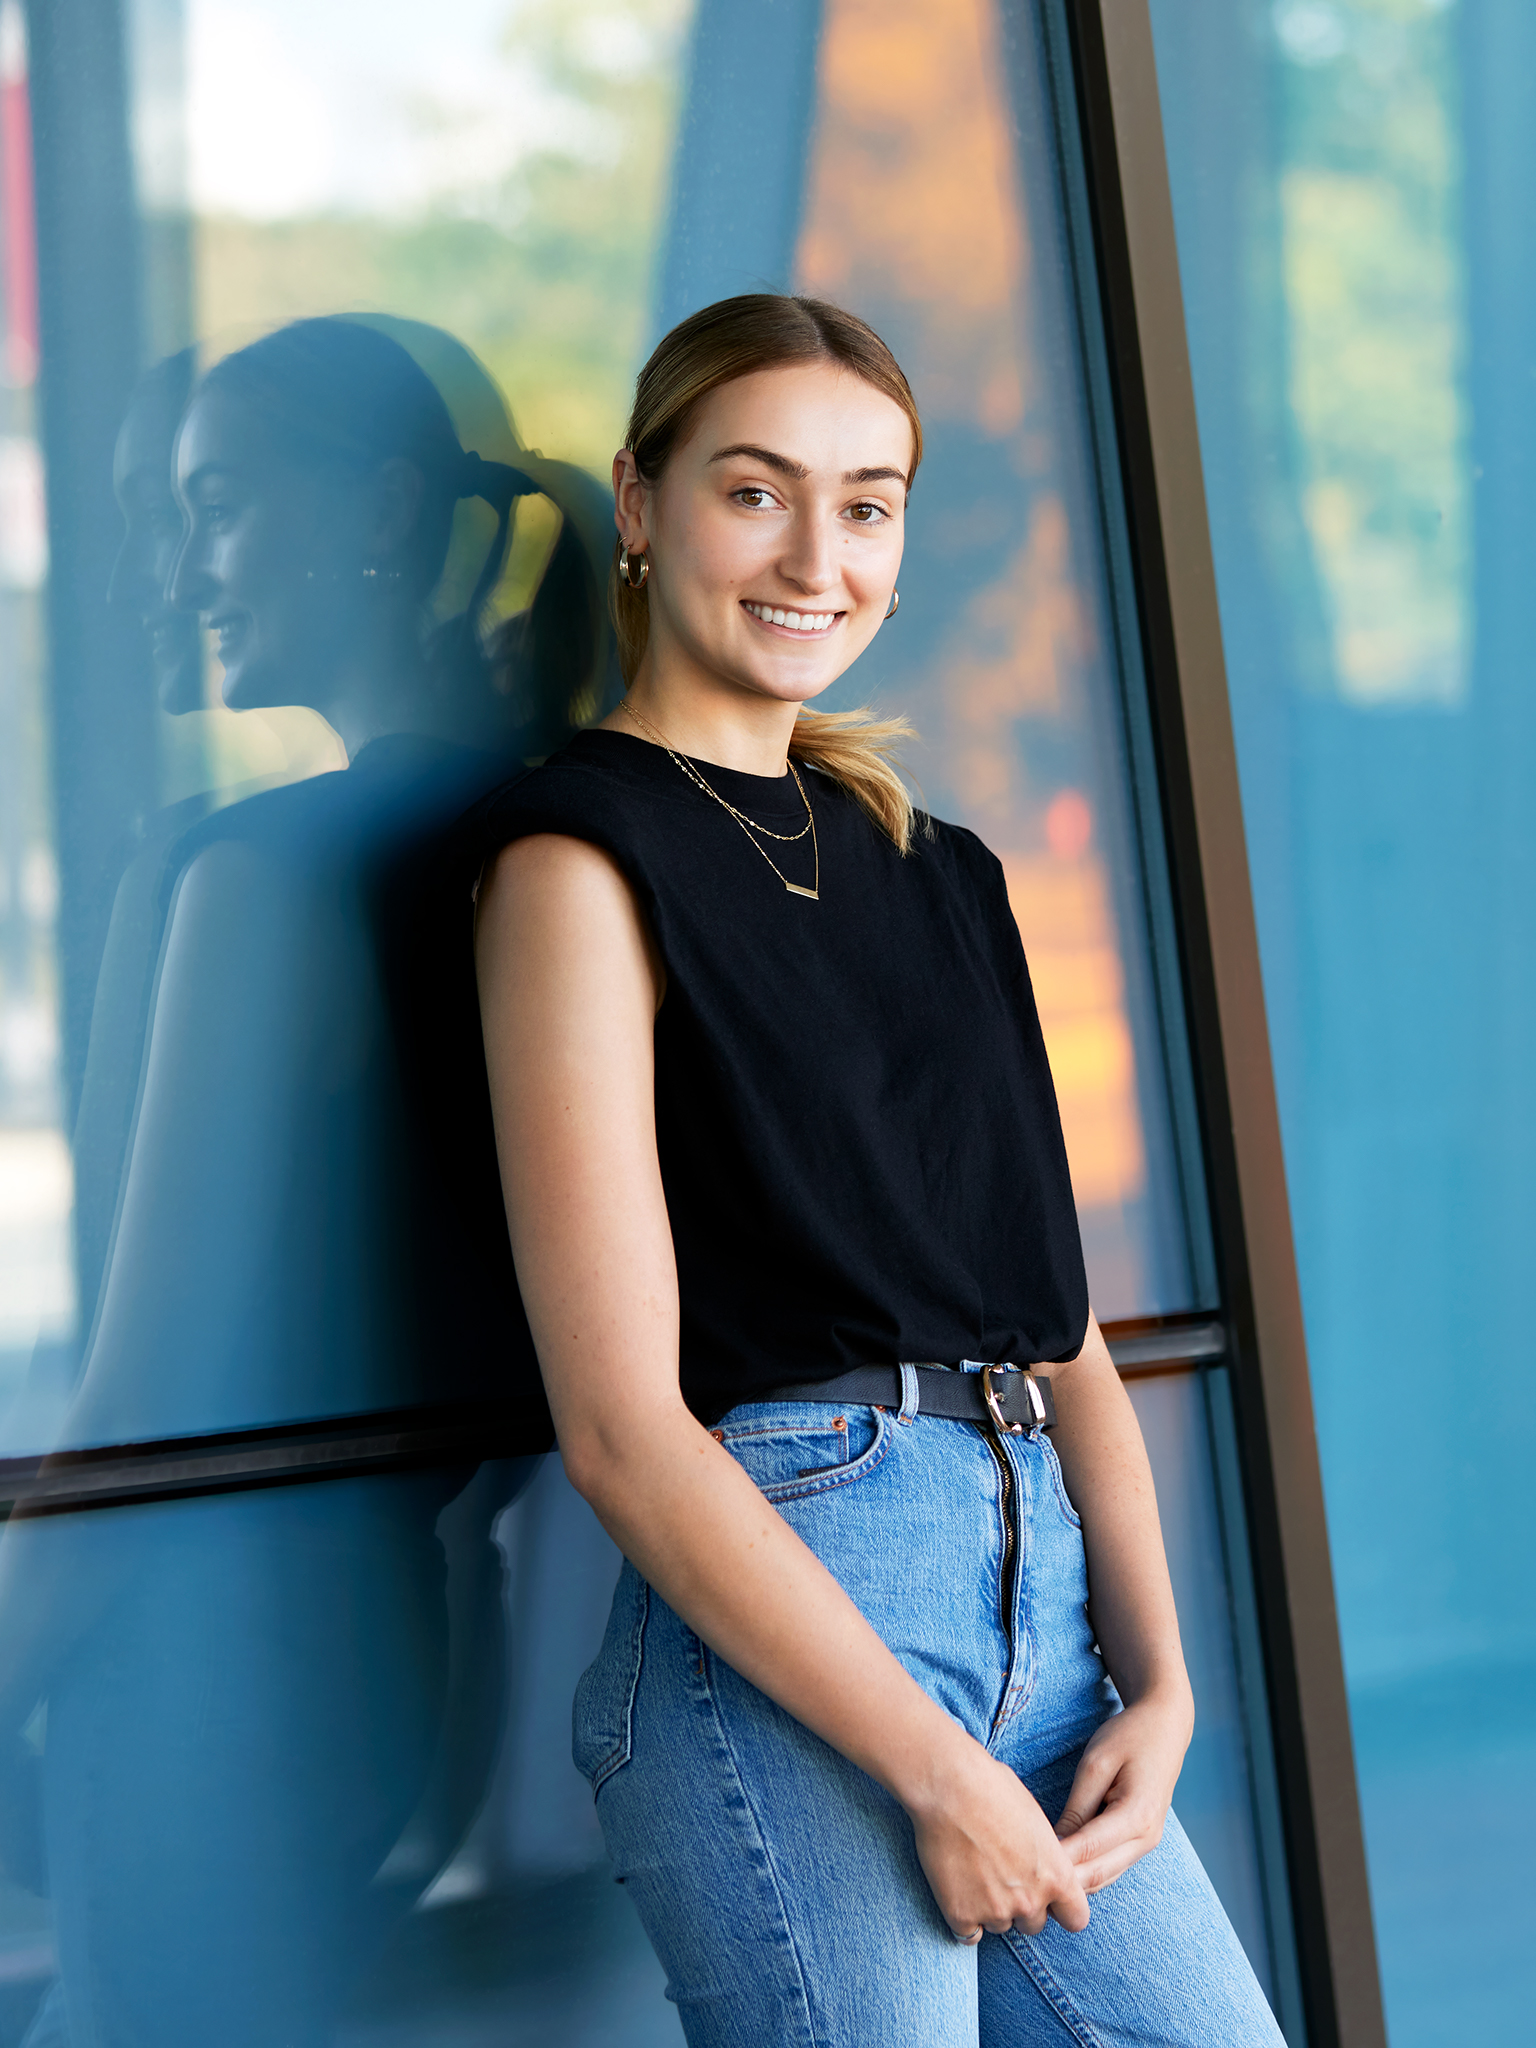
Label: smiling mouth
xmin=742 ymin=600 xmax=842 ymax=636
xmin=206 ymin=612 xmax=249 ymax=656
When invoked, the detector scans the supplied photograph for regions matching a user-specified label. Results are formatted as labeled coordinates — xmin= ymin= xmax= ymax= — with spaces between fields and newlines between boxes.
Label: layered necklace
xmin=619 ymin=699 xmax=820 ymax=901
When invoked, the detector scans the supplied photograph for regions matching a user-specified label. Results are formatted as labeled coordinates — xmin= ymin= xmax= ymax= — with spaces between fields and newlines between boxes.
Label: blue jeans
xmin=574 ymin=1372 xmax=1286 ymax=2047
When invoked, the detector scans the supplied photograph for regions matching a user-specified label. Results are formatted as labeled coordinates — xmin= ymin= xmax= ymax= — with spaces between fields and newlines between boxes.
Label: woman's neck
xmin=606 ymin=662 xmax=803 ymax=778
xmin=312 ymin=629 xmax=440 ymax=762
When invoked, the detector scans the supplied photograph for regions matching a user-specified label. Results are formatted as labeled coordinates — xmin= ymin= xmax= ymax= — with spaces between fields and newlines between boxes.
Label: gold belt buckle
xmin=982 ymin=1365 xmax=1046 ymax=1437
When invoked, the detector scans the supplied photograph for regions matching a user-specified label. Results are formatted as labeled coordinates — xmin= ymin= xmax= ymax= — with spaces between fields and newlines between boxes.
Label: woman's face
xmin=169 ymin=391 xmax=367 ymax=713
xmin=109 ymin=387 xmax=205 ymax=714
xmin=617 ymin=360 xmax=913 ymax=709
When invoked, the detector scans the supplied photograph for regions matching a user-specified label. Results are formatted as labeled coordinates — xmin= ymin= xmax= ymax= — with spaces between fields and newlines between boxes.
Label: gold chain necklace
xmin=620 ymin=701 xmax=811 ymax=843
xmin=618 ymin=699 xmax=820 ymax=901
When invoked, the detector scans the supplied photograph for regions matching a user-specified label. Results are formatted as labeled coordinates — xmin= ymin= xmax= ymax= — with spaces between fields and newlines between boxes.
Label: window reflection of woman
xmin=474 ymin=295 xmax=1287 ymax=2047
xmin=107 ymin=347 xmax=204 ymax=717
xmin=0 ymin=318 xmax=602 ymax=2047
xmin=71 ymin=315 xmax=585 ymax=1444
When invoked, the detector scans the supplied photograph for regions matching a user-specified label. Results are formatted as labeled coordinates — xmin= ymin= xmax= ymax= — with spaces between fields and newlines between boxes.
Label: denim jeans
xmin=573 ymin=1370 xmax=1286 ymax=2047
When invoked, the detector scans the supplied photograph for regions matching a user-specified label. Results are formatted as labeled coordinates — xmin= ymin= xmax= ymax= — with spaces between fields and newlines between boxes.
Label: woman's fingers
xmin=1055 ymin=1739 xmax=1123 ymax=1839
xmin=944 ymin=1876 xmax=1089 ymax=1942
xmin=1071 ymin=1824 xmax=1159 ymax=1896
xmin=916 ymin=1767 xmax=1092 ymax=1944
xmin=1044 ymin=1881 xmax=1091 ymax=1934
xmin=1052 ymin=1697 xmax=1188 ymax=1895
xmin=937 ymin=1874 xmax=1083 ymax=1942
xmin=1060 ymin=1789 xmax=1166 ymax=1892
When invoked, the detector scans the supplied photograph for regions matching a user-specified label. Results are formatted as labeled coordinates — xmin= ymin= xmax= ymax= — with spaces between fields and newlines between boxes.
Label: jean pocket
xmin=572 ymin=1560 xmax=649 ymax=1793
xmin=1040 ymin=1432 xmax=1082 ymax=1529
xmin=718 ymin=1402 xmax=890 ymax=1504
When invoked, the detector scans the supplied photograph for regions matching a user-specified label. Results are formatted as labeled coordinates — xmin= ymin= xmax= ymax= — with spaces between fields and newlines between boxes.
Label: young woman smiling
xmin=473 ymin=296 xmax=1284 ymax=2047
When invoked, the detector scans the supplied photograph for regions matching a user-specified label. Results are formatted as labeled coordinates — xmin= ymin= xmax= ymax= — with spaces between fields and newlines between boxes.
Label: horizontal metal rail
xmin=0 ymin=1321 xmax=1226 ymax=1517
xmin=1100 ymin=1313 xmax=1227 ymax=1374
xmin=0 ymin=1400 xmax=553 ymax=1519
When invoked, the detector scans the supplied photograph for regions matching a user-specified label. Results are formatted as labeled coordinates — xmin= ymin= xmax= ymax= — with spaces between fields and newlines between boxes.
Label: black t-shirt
xmin=475 ymin=728 xmax=1088 ymax=1425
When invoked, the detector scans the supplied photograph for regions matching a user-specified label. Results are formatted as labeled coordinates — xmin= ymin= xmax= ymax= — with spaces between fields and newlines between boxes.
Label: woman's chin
xmin=739 ymin=663 xmax=841 ymax=711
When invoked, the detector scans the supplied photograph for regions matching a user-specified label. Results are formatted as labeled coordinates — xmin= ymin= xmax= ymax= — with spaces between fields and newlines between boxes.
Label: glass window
xmin=1148 ymin=0 xmax=1534 ymax=2040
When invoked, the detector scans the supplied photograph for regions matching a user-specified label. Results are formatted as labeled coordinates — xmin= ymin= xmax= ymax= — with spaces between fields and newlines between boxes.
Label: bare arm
xmin=476 ymin=833 xmax=1089 ymax=1939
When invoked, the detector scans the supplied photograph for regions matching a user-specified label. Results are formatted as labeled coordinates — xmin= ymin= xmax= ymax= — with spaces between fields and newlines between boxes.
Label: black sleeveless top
xmin=475 ymin=728 xmax=1088 ymax=1426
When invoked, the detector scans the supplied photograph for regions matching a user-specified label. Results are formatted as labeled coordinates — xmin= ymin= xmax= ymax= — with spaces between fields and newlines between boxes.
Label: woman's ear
xmin=611 ymin=450 xmax=651 ymax=551
xmin=366 ymin=457 xmax=426 ymax=561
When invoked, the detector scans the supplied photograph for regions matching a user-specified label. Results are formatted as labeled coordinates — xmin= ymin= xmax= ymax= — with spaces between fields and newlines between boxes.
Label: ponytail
xmin=614 ymin=294 xmax=925 ymax=851
xmin=428 ymin=449 xmax=615 ymax=757
xmin=788 ymin=707 xmax=921 ymax=854
xmin=456 ymin=448 xmax=537 ymax=623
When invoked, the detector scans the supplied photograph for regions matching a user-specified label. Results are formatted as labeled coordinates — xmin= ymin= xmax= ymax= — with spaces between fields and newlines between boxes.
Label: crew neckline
xmin=566 ymin=726 xmax=815 ymax=815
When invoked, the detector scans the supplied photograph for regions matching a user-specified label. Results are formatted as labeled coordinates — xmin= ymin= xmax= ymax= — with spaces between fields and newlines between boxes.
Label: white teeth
xmin=746 ymin=602 xmax=835 ymax=630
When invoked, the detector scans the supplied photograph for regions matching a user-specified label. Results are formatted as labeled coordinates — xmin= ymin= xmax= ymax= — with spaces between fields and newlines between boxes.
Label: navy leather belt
xmin=755 ymin=1364 xmax=1056 ymax=1435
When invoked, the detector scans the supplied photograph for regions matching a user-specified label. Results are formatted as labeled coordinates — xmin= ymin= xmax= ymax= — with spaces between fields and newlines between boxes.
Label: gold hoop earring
xmin=619 ymin=543 xmax=650 ymax=591
xmin=884 ymin=589 xmax=900 ymax=620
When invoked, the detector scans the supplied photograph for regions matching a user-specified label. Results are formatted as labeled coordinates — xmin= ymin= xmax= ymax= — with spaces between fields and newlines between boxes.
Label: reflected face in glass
xmin=169 ymin=391 xmax=365 ymax=714
xmin=627 ymin=361 xmax=911 ymax=708
xmin=109 ymin=390 xmax=204 ymax=714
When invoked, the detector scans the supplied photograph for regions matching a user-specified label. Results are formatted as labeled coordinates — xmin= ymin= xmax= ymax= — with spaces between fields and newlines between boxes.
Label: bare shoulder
xmin=476 ymin=832 xmax=664 ymax=1012
xmin=482 ymin=829 xmax=631 ymax=907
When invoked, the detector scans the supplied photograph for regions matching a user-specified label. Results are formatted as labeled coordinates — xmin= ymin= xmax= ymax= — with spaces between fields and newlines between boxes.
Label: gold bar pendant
xmin=784 ymin=883 xmax=820 ymax=900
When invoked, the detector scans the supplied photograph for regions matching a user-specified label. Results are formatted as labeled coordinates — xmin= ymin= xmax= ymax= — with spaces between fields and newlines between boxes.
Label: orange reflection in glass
xmin=796 ymin=0 xmax=1149 ymax=1254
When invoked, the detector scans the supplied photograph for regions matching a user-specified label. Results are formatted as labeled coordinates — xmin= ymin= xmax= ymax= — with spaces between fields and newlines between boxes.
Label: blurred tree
xmin=194 ymin=0 xmax=690 ymax=475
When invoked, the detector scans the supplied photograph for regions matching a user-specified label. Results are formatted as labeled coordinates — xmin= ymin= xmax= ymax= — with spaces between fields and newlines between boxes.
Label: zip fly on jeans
xmin=981 ymin=1427 xmax=1019 ymax=1655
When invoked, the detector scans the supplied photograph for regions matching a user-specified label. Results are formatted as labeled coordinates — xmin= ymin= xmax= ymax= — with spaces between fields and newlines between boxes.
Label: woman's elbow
xmin=554 ymin=1407 xmax=638 ymax=1513
xmin=556 ymin=1427 xmax=610 ymax=1510
xmin=552 ymin=1392 xmax=690 ymax=1518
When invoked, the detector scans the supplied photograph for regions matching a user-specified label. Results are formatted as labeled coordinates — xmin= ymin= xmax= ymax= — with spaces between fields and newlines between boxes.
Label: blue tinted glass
xmin=1148 ymin=0 xmax=1534 ymax=2039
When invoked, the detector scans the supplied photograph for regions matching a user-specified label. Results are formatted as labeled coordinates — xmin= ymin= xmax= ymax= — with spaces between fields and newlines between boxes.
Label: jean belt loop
xmin=896 ymin=1362 xmax=920 ymax=1425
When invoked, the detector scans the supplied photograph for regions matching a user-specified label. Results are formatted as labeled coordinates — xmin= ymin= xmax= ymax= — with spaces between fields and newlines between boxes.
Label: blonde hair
xmin=613 ymin=294 xmax=924 ymax=853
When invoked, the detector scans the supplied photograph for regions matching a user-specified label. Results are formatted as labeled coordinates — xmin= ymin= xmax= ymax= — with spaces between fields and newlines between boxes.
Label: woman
xmin=473 ymin=295 xmax=1283 ymax=2046
xmin=0 ymin=316 xmax=601 ymax=2047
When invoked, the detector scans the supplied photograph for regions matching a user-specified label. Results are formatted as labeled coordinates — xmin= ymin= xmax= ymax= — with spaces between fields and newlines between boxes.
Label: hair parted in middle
xmin=613 ymin=293 xmax=925 ymax=853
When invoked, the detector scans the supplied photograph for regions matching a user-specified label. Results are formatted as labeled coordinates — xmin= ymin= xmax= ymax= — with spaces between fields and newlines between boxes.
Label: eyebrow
xmin=180 ymin=463 xmax=243 ymax=493
xmin=709 ymin=444 xmax=909 ymax=488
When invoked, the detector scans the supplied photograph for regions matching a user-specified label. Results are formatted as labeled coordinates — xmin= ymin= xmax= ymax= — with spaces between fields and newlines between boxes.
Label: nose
xmin=167 ymin=524 xmax=216 ymax=615
xmin=778 ymin=508 xmax=838 ymax=596
xmin=106 ymin=533 xmax=146 ymax=612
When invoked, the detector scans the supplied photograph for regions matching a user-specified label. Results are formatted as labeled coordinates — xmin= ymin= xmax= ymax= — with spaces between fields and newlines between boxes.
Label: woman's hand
xmin=906 ymin=1734 xmax=1090 ymax=1940
xmin=1054 ymin=1688 xmax=1194 ymax=1895
xmin=1043 ymin=1319 xmax=1197 ymax=1898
